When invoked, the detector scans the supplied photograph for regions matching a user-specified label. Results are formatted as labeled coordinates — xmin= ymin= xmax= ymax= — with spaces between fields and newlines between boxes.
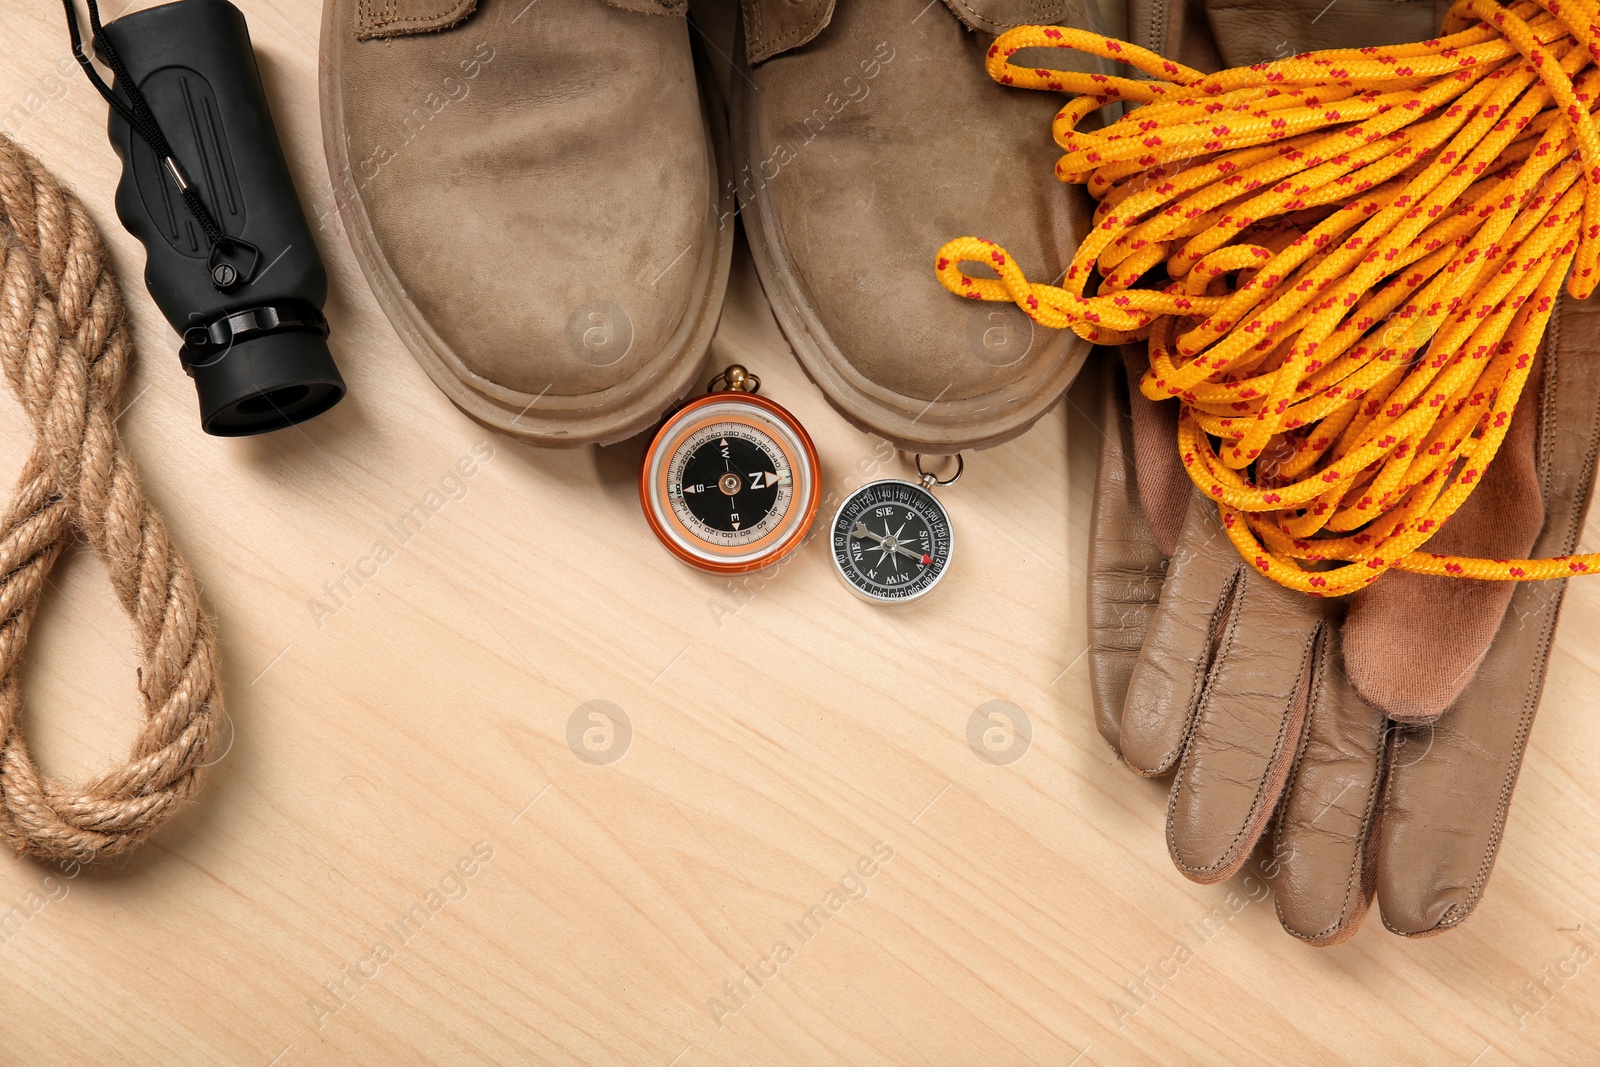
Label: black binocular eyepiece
xmin=66 ymin=0 xmax=346 ymax=437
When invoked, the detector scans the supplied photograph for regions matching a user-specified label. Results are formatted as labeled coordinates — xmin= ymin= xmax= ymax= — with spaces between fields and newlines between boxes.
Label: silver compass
xmin=830 ymin=455 xmax=961 ymax=604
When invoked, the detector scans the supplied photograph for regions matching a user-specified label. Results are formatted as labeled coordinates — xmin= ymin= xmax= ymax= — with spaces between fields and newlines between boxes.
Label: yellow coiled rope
xmin=937 ymin=0 xmax=1600 ymax=595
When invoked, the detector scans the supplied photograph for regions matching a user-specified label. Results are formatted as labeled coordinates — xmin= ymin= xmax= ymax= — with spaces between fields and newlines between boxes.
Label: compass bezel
xmin=829 ymin=478 xmax=955 ymax=604
xmin=641 ymin=391 xmax=820 ymax=574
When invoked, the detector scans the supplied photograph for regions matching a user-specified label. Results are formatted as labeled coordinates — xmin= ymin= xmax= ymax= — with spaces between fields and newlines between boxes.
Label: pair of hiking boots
xmin=320 ymin=0 xmax=1124 ymax=452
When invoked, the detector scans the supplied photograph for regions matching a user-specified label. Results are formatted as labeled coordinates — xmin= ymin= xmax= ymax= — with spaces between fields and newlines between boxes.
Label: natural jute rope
xmin=937 ymin=0 xmax=1600 ymax=596
xmin=0 ymin=132 xmax=221 ymax=862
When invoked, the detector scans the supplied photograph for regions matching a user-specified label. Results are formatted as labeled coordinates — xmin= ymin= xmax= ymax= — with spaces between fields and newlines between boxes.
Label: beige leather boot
xmin=733 ymin=0 xmax=1124 ymax=453
xmin=322 ymin=0 xmax=734 ymax=446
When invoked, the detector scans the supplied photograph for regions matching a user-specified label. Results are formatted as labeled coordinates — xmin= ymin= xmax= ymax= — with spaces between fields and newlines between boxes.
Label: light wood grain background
xmin=0 ymin=1 xmax=1598 ymax=1064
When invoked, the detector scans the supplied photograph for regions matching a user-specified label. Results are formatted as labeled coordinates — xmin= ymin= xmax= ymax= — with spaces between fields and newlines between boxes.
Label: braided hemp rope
xmin=0 ymin=132 xmax=221 ymax=862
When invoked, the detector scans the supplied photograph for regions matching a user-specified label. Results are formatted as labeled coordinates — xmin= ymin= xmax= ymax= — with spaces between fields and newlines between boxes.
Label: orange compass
xmin=640 ymin=366 xmax=821 ymax=574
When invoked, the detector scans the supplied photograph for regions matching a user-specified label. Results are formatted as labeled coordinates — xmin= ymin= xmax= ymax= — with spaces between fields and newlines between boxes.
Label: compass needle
xmin=830 ymin=463 xmax=959 ymax=604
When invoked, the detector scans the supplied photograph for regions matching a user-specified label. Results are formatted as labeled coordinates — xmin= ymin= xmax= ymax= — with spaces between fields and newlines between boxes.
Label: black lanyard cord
xmin=62 ymin=0 xmax=257 ymax=290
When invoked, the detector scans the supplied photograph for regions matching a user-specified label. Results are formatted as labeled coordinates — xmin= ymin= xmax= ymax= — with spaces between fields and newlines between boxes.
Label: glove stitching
xmin=1167 ymin=581 xmax=1318 ymax=878
xmin=1268 ymin=685 xmax=1319 ymax=936
xmin=603 ymin=0 xmax=687 ymax=14
xmin=1268 ymin=647 xmax=1319 ymax=932
xmin=1382 ymin=593 xmax=1559 ymax=938
xmin=1148 ymin=563 xmax=1242 ymax=775
xmin=1475 ymin=598 xmax=1558 ymax=899
xmin=1157 ymin=565 xmax=1249 ymax=845
xmin=1272 ymin=649 xmax=1387 ymax=945
xmin=1147 ymin=0 xmax=1168 ymax=58
xmin=1540 ymin=298 xmax=1600 ymax=557
xmin=1536 ymin=296 xmax=1562 ymax=502
xmin=1335 ymin=706 xmax=1387 ymax=942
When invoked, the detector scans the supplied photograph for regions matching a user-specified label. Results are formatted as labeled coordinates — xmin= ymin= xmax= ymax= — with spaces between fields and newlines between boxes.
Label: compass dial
xmin=831 ymin=480 xmax=953 ymax=603
xmin=669 ymin=424 xmax=793 ymax=543
xmin=642 ymin=393 xmax=819 ymax=573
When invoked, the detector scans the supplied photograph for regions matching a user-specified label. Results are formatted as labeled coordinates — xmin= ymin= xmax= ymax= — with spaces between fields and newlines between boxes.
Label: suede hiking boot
xmin=733 ymin=0 xmax=1124 ymax=453
xmin=321 ymin=0 xmax=734 ymax=446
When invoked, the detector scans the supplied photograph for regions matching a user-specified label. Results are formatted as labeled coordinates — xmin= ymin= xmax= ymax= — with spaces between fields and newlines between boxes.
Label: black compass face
xmin=831 ymin=480 xmax=953 ymax=602
xmin=665 ymin=422 xmax=795 ymax=547
xmin=678 ymin=434 xmax=780 ymax=534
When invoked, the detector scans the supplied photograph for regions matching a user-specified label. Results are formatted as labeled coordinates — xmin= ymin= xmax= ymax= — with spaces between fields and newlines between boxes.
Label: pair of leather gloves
xmin=1083 ymin=0 xmax=1600 ymax=943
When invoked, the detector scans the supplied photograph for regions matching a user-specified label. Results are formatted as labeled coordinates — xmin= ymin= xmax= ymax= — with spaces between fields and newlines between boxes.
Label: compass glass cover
xmin=831 ymin=480 xmax=953 ymax=602
xmin=643 ymin=396 xmax=817 ymax=572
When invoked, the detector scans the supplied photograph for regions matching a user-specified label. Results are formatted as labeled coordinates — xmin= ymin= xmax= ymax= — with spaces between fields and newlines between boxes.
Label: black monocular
xmin=64 ymin=0 xmax=346 ymax=436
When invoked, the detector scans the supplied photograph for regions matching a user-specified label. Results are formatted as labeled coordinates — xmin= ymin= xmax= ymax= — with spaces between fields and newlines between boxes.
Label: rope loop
xmin=938 ymin=0 xmax=1600 ymax=594
xmin=0 ymin=132 xmax=222 ymax=862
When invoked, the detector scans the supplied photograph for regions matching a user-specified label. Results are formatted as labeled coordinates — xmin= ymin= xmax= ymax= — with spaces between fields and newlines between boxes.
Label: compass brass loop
xmin=914 ymin=453 xmax=963 ymax=488
xmin=709 ymin=365 xmax=761 ymax=395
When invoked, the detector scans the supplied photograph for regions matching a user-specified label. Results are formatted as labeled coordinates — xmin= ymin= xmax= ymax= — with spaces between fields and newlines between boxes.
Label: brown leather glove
xmin=1086 ymin=0 xmax=1600 ymax=943
xmin=1089 ymin=305 xmax=1600 ymax=942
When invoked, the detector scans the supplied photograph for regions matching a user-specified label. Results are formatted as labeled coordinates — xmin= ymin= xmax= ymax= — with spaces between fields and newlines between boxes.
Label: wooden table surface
xmin=2 ymin=2 xmax=1599 ymax=1064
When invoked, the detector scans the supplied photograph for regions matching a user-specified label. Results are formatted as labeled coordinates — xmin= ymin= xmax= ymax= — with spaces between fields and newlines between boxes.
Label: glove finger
xmin=1374 ymin=580 xmax=1564 ymax=936
xmin=1118 ymin=496 xmax=1241 ymax=777
xmin=1087 ymin=353 xmax=1167 ymax=752
xmin=1377 ymin=290 xmax=1600 ymax=936
xmin=1118 ymin=345 xmax=1189 ymax=559
xmin=1162 ymin=559 xmax=1327 ymax=885
xmin=1266 ymin=627 xmax=1387 ymax=947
